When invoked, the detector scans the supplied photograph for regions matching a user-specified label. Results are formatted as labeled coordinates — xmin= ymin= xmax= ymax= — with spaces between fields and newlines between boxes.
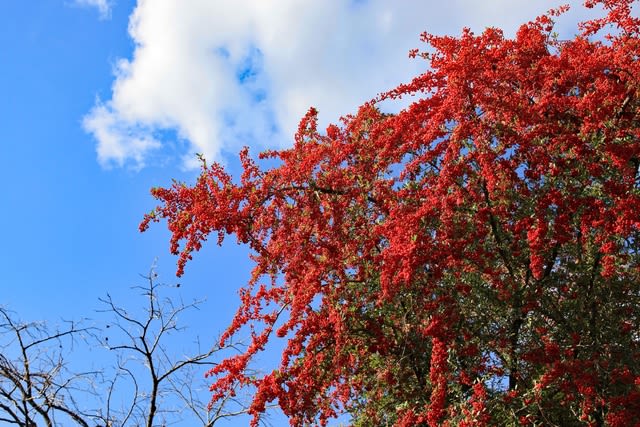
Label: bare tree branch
xmin=0 ymin=263 xmax=255 ymax=426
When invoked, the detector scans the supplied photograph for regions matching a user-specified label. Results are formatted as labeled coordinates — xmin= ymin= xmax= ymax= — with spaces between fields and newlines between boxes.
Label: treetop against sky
xmin=143 ymin=1 xmax=640 ymax=425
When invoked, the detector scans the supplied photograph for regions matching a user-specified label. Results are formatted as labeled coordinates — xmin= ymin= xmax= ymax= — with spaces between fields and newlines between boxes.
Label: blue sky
xmin=0 ymin=0 xmax=611 ymax=425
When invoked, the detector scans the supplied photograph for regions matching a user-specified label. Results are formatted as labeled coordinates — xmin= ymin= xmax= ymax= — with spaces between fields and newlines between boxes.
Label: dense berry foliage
xmin=141 ymin=1 xmax=640 ymax=425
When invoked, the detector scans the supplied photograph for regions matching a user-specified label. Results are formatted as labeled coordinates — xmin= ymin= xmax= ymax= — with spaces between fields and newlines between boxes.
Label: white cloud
xmin=83 ymin=100 xmax=161 ymax=168
xmin=84 ymin=0 xmax=593 ymax=169
xmin=74 ymin=0 xmax=112 ymax=19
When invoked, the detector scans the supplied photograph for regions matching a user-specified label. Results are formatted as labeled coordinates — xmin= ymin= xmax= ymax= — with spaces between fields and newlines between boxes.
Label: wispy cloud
xmin=84 ymin=0 xmax=592 ymax=169
xmin=74 ymin=0 xmax=112 ymax=20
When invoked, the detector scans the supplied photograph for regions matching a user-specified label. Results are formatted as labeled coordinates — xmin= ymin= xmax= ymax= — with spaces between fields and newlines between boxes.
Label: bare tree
xmin=0 ymin=267 xmax=260 ymax=427
xmin=0 ymin=308 xmax=98 ymax=426
xmin=96 ymin=269 xmax=257 ymax=427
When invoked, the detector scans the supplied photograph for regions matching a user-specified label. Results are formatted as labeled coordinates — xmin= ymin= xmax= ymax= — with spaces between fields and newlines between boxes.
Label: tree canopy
xmin=142 ymin=1 xmax=640 ymax=425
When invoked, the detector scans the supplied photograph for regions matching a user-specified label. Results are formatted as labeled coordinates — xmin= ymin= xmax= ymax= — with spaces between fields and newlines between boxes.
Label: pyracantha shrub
xmin=142 ymin=1 xmax=640 ymax=425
